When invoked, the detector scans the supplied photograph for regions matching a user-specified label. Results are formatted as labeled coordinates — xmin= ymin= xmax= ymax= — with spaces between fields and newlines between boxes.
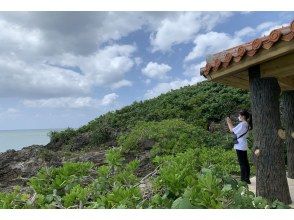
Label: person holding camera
xmin=226 ymin=110 xmax=253 ymax=184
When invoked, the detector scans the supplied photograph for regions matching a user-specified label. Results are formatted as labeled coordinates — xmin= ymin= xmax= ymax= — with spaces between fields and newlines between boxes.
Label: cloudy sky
xmin=0 ymin=11 xmax=293 ymax=130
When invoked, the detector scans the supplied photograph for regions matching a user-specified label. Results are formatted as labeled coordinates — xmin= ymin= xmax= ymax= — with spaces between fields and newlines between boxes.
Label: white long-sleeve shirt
xmin=232 ymin=121 xmax=249 ymax=151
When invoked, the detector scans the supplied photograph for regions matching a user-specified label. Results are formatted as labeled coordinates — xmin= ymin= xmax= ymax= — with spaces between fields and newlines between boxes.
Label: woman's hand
xmin=226 ymin=117 xmax=232 ymax=124
xmin=226 ymin=117 xmax=233 ymax=132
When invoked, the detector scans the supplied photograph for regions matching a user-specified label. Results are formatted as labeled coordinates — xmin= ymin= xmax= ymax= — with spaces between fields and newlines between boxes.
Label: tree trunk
xmin=248 ymin=65 xmax=291 ymax=204
xmin=281 ymin=91 xmax=294 ymax=179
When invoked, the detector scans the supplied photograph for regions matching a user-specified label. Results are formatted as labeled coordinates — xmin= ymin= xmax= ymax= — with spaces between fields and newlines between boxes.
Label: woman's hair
xmin=239 ymin=109 xmax=253 ymax=130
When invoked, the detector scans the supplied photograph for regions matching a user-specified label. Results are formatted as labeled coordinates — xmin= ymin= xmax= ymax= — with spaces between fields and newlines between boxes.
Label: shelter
xmin=200 ymin=20 xmax=294 ymax=204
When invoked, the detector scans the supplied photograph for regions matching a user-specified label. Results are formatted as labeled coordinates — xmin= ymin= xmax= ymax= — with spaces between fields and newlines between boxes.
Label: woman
xmin=226 ymin=110 xmax=253 ymax=184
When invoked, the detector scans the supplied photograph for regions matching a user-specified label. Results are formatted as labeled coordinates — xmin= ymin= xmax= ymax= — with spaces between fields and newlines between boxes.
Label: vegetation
xmin=48 ymin=81 xmax=249 ymax=150
xmin=0 ymin=81 xmax=288 ymax=208
xmin=0 ymin=148 xmax=288 ymax=209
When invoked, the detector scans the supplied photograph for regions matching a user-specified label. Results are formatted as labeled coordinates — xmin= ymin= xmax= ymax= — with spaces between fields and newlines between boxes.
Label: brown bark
xmin=281 ymin=91 xmax=294 ymax=179
xmin=248 ymin=65 xmax=291 ymax=204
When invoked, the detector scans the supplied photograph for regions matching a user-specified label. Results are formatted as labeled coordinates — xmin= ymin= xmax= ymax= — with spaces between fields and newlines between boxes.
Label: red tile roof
xmin=200 ymin=20 xmax=294 ymax=77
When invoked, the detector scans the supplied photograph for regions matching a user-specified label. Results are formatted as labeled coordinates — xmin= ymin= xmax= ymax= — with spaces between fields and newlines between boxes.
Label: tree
xmin=281 ymin=91 xmax=294 ymax=179
xmin=248 ymin=65 xmax=291 ymax=204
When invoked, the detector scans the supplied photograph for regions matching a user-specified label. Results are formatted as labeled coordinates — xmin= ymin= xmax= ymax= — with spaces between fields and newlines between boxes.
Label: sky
xmin=0 ymin=11 xmax=293 ymax=130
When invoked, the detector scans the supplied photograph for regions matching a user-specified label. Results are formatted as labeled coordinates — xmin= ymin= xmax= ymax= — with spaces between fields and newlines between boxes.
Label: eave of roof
xmin=200 ymin=20 xmax=294 ymax=78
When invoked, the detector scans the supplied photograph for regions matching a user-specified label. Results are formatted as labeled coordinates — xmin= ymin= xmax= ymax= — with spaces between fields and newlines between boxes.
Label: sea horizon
xmin=0 ymin=127 xmax=65 ymax=131
xmin=0 ymin=128 xmax=68 ymax=153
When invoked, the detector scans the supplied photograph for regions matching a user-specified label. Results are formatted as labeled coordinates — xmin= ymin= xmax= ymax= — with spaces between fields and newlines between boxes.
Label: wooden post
xmin=248 ymin=65 xmax=291 ymax=204
xmin=281 ymin=91 xmax=294 ymax=179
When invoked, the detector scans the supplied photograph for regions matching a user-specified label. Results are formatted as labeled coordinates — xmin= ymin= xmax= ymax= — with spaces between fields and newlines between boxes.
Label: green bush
xmin=48 ymin=127 xmax=76 ymax=145
xmin=118 ymin=119 xmax=231 ymax=157
xmin=29 ymin=162 xmax=94 ymax=197
xmin=51 ymin=81 xmax=250 ymax=151
xmin=198 ymin=147 xmax=239 ymax=175
xmin=148 ymin=150 xmax=289 ymax=209
xmin=152 ymin=149 xmax=201 ymax=199
xmin=0 ymin=148 xmax=289 ymax=209
xmin=90 ymin=124 xmax=114 ymax=147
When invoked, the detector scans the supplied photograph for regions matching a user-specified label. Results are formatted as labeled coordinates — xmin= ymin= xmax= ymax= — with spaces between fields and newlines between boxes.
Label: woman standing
xmin=226 ymin=110 xmax=253 ymax=184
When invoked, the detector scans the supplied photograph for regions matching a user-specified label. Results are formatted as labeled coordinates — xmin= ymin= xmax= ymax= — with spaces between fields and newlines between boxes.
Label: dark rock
xmin=138 ymin=139 xmax=155 ymax=151
xmin=0 ymin=145 xmax=62 ymax=191
xmin=69 ymin=132 xmax=91 ymax=151
xmin=67 ymin=150 xmax=106 ymax=166
xmin=45 ymin=139 xmax=65 ymax=151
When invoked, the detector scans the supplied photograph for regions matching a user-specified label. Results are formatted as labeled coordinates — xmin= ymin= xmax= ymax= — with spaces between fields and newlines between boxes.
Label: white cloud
xmin=184 ymin=20 xmax=289 ymax=63
xmin=234 ymin=26 xmax=255 ymax=38
xmin=259 ymin=22 xmax=288 ymax=36
xmin=144 ymin=79 xmax=152 ymax=85
xmin=134 ymin=57 xmax=143 ymax=66
xmin=234 ymin=21 xmax=288 ymax=40
xmin=23 ymin=93 xmax=119 ymax=109
xmin=0 ymin=108 xmax=20 ymax=118
xmin=23 ymin=97 xmax=98 ymax=108
xmin=144 ymin=76 xmax=206 ymax=99
xmin=101 ymin=93 xmax=119 ymax=106
xmin=0 ymin=12 xmax=234 ymax=100
xmin=0 ymin=57 xmax=90 ymax=98
xmin=6 ymin=108 xmax=19 ymax=114
xmin=185 ymin=32 xmax=243 ymax=62
xmin=256 ymin=22 xmax=277 ymax=32
xmin=141 ymin=62 xmax=172 ymax=79
xmin=0 ymin=12 xmax=141 ymax=99
xmin=150 ymin=12 xmax=202 ymax=52
xmin=183 ymin=61 xmax=207 ymax=77
xmin=0 ymin=44 xmax=136 ymax=98
xmin=111 ymin=79 xmax=133 ymax=90
xmin=182 ymin=19 xmax=288 ymax=85
xmin=74 ymin=44 xmax=136 ymax=86
xmin=0 ymin=12 xmax=145 ymax=57
xmin=150 ymin=12 xmax=233 ymax=52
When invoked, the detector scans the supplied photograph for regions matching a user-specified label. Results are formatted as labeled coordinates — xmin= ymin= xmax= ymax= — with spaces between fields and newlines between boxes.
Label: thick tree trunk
xmin=248 ymin=65 xmax=291 ymax=204
xmin=281 ymin=91 xmax=294 ymax=179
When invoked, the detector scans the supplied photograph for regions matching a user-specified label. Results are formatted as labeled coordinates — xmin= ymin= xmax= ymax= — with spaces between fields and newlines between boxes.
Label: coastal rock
xmin=0 ymin=144 xmax=107 ymax=192
xmin=69 ymin=132 xmax=91 ymax=151
xmin=66 ymin=150 xmax=106 ymax=165
xmin=0 ymin=145 xmax=62 ymax=192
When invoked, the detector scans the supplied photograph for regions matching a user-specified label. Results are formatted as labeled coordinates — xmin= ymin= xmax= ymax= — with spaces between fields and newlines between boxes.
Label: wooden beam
xmin=214 ymin=77 xmax=248 ymax=90
xmin=208 ymin=41 xmax=294 ymax=80
xmin=261 ymin=52 xmax=294 ymax=78
xmin=278 ymin=76 xmax=294 ymax=91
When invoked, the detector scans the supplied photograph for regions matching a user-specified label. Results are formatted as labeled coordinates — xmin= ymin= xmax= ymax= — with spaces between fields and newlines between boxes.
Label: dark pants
xmin=236 ymin=149 xmax=250 ymax=183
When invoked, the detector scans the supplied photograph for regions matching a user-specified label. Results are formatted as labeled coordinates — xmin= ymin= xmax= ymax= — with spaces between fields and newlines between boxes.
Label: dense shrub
xmin=118 ymin=119 xmax=232 ymax=157
xmin=51 ymin=81 xmax=250 ymax=150
xmin=198 ymin=147 xmax=239 ymax=175
xmin=48 ymin=127 xmax=76 ymax=145
xmin=152 ymin=149 xmax=201 ymax=199
xmin=148 ymin=151 xmax=289 ymax=209
xmin=0 ymin=148 xmax=288 ymax=209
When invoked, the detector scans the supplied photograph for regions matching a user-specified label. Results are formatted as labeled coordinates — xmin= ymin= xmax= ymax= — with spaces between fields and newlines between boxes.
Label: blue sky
xmin=0 ymin=11 xmax=293 ymax=130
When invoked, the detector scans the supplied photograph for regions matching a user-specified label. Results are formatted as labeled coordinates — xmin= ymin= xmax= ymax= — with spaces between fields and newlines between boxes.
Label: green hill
xmin=2 ymin=81 xmax=289 ymax=209
xmin=47 ymin=80 xmax=250 ymax=152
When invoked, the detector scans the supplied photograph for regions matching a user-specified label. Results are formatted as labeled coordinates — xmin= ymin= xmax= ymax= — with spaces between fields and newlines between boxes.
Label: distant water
xmin=0 ymin=128 xmax=64 ymax=153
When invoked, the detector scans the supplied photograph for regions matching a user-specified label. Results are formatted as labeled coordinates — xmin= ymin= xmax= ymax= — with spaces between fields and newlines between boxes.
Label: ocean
xmin=0 ymin=128 xmax=64 ymax=153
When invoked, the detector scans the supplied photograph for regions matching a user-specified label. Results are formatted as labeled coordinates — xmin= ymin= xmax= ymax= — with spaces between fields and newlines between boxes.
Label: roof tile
xmin=200 ymin=19 xmax=294 ymax=77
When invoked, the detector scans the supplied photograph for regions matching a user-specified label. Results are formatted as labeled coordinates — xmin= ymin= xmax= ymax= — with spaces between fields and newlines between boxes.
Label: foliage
xmin=90 ymin=123 xmax=115 ymax=147
xmin=0 ymin=148 xmax=289 ymax=209
xmin=1 ymin=79 xmax=290 ymax=209
xmin=48 ymin=127 xmax=76 ymax=145
xmin=198 ymin=147 xmax=240 ymax=175
xmin=149 ymin=151 xmax=289 ymax=209
xmin=29 ymin=162 xmax=94 ymax=197
xmin=51 ymin=81 xmax=250 ymax=149
xmin=152 ymin=149 xmax=201 ymax=199
xmin=118 ymin=119 xmax=232 ymax=157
